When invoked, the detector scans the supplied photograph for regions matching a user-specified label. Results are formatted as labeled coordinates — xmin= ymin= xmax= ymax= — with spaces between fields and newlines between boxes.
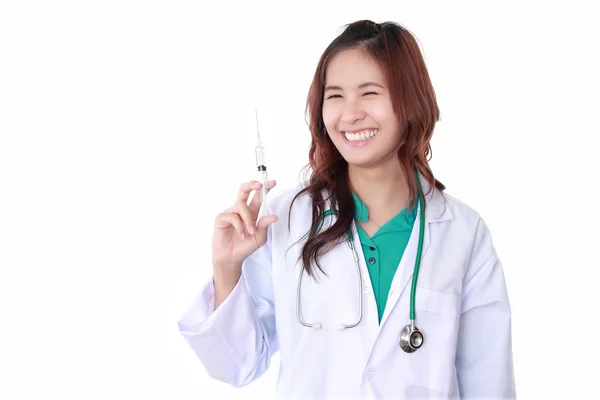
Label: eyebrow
xmin=324 ymin=82 xmax=385 ymax=92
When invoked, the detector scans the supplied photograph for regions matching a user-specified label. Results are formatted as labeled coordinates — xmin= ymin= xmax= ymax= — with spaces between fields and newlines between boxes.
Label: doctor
xmin=178 ymin=20 xmax=515 ymax=399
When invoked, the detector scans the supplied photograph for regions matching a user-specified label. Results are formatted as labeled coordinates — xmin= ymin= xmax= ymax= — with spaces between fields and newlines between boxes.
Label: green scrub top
xmin=352 ymin=192 xmax=417 ymax=324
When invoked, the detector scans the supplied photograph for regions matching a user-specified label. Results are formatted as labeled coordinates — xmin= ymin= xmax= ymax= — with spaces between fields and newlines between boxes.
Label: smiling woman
xmin=178 ymin=19 xmax=516 ymax=399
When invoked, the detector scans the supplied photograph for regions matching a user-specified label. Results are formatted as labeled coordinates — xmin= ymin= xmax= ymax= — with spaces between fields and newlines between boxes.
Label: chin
xmin=343 ymin=155 xmax=380 ymax=168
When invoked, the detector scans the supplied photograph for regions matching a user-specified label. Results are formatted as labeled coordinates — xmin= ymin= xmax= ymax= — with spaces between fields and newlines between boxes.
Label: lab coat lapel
xmin=379 ymin=176 xmax=453 ymax=326
xmin=378 ymin=208 xmax=428 ymax=326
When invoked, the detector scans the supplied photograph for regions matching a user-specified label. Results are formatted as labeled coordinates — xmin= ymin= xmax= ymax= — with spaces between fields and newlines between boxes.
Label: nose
xmin=340 ymin=100 xmax=365 ymax=125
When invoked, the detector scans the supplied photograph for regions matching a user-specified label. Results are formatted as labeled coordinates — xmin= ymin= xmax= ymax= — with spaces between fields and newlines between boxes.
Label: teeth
xmin=344 ymin=129 xmax=378 ymax=141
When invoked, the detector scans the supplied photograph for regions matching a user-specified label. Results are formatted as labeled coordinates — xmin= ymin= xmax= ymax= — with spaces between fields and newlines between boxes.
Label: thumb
xmin=254 ymin=214 xmax=278 ymax=244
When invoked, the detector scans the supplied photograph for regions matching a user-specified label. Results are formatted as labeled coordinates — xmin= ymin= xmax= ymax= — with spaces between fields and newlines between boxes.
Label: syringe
xmin=254 ymin=109 xmax=269 ymax=209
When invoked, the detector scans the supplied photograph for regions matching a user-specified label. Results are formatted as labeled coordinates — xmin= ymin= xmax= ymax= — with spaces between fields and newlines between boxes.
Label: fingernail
xmin=247 ymin=225 xmax=255 ymax=234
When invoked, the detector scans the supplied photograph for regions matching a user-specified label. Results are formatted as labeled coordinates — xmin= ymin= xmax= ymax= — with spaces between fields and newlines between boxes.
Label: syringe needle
xmin=255 ymin=108 xmax=261 ymax=145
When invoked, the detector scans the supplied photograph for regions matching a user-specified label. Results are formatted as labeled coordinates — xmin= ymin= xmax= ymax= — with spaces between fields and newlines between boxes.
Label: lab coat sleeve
xmin=177 ymin=227 xmax=278 ymax=388
xmin=456 ymin=217 xmax=516 ymax=399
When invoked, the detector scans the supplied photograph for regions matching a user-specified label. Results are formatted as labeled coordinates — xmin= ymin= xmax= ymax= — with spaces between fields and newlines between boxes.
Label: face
xmin=322 ymin=48 xmax=405 ymax=168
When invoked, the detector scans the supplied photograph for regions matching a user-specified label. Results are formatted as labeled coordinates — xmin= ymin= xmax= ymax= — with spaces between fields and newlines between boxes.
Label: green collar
xmin=351 ymin=191 xmax=417 ymax=231
xmin=351 ymin=191 xmax=370 ymax=223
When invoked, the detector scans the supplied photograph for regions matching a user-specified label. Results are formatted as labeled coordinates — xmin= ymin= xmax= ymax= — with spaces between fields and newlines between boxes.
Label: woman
xmin=178 ymin=20 xmax=515 ymax=399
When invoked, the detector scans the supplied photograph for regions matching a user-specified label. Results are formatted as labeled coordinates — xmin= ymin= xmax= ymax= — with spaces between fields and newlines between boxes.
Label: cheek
xmin=371 ymin=105 xmax=401 ymax=135
xmin=382 ymin=117 xmax=401 ymax=135
xmin=321 ymin=104 xmax=338 ymax=132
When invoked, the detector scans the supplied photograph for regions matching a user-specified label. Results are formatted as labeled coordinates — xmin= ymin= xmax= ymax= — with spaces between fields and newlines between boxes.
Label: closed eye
xmin=326 ymin=94 xmax=342 ymax=99
xmin=364 ymin=92 xmax=378 ymax=96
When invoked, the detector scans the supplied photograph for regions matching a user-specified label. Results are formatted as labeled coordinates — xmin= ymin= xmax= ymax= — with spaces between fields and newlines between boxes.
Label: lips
xmin=341 ymin=128 xmax=378 ymax=134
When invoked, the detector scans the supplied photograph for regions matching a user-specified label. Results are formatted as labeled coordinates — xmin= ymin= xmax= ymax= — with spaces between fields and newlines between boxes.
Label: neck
xmin=348 ymin=158 xmax=410 ymax=219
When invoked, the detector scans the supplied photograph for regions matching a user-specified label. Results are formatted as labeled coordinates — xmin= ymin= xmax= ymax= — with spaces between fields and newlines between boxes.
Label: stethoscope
xmin=296 ymin=175 xmax=426 ymax=353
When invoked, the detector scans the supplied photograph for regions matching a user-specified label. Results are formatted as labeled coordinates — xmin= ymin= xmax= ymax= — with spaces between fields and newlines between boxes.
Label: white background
xmin=0 ymin=0 xmax=598 ymax=398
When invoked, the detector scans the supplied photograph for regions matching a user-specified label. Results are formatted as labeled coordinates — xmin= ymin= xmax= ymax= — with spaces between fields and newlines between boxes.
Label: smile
xmin=342 ymin=129 xmax=379 ymax=142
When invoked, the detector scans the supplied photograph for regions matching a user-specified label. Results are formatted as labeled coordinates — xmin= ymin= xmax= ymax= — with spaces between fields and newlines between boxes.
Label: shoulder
xmin=263 ymin=183 xmax=316 ymax=248
xmin=441 ymin=190 xmax=484 ymax=225
xmin=264 ymin=182 xmax=313 ymax=221
xmin=427 ymin=187 xmax=494 ymax=244
xmin=437 ymin=189 xmax=498 ymax=258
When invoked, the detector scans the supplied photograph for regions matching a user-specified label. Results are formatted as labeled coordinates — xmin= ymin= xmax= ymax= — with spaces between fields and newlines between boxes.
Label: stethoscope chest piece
xmin=399 ymin=321 xmax=424 ymax=353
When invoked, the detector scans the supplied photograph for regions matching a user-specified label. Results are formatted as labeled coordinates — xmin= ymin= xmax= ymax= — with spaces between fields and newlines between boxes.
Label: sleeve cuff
xmin=177 ymin=274 xmax=247 ymax=335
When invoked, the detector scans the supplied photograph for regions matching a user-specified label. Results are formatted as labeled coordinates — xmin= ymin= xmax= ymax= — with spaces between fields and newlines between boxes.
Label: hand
xmin=212 ymin=180 xmax=278 ymax=274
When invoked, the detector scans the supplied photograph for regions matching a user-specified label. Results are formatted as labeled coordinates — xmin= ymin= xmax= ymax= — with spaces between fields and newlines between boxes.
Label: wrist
xmin=213 ymin=265 xmax=242 ymax=290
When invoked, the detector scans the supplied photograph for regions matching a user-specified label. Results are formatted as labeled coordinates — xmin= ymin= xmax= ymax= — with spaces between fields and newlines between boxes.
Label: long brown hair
xmin=289 ymin=20 xmax=445 ymax=279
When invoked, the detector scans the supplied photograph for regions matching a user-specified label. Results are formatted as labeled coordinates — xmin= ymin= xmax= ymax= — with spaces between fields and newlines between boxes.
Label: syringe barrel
xmin=255 ymin=146 xmax=266 ymax=167
xmin=259 ymin=169 xmax=269 ymax=212
xmin=261 ymin=185 xmax=268 ymax=203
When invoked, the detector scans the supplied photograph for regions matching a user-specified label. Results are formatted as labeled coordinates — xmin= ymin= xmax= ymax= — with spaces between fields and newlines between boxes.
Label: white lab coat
xmin=177 ymin=177 xmax=516 ymax=399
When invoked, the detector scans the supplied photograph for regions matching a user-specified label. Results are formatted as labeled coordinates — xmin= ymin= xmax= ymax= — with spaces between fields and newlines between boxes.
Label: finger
xmin=254 ymin=214 xmax=278 ymax=244
xmin=248 ymin=180 xmax=277 ymax=214
xmin=215 ymin=212 xmax=247 ymax=240
xmin=236 ymin=181 xmax=261 ymax=204
xmin=234 ymin=201 xmax=256 ymax=235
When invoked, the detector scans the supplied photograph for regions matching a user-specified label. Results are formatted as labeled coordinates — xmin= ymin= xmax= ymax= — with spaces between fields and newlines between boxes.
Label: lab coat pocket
xmin=402 ymin=287 xmax=460 ymax=395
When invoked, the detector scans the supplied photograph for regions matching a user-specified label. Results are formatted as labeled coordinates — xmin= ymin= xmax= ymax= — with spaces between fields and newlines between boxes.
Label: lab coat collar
xmin=420 ymin=173 xmax=453 ymax=224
